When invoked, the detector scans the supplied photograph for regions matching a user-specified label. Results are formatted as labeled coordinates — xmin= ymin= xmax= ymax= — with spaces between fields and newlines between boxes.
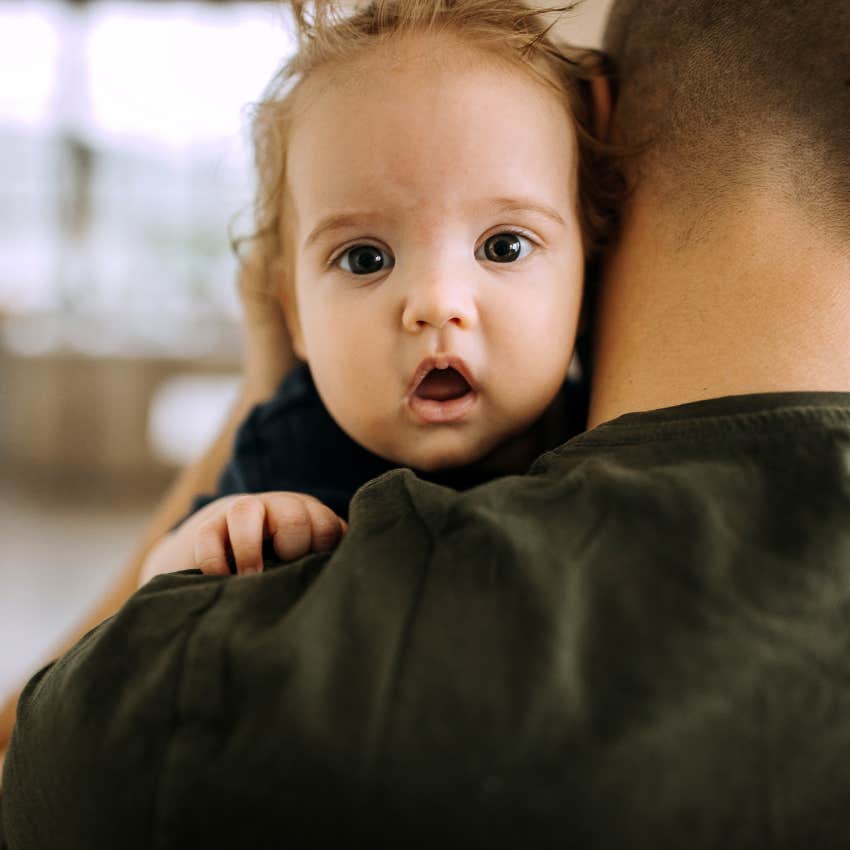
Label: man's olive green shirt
xmin=3 ymin=392 xmax=850 ymax=849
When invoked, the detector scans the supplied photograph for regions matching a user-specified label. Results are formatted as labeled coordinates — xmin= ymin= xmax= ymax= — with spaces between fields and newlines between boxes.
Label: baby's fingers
xmin=194 ymin=496 xmax=267 ymax=576
xmin=265 ymin=494 xmax=345 ymax=562
xmin=225 ymin=495 xmax=267 ymax=574
xmin=194 ymin=512 xmax=232 ymax=576
xmin=302 ymin=498 xmax=347 ymax=553
xmin=264 ymin=494 xmax=314 ymax=562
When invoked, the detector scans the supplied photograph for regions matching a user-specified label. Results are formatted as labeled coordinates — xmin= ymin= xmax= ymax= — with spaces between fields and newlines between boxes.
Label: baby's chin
xmin=372 ymin=417 xmax=547 ymax=476
xmin=371 ymin=431 xmax=500 ymax=473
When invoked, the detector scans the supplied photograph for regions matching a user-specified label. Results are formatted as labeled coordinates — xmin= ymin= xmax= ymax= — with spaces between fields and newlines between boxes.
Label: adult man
xmin=2 ymin=0 xmax=848 ymax=846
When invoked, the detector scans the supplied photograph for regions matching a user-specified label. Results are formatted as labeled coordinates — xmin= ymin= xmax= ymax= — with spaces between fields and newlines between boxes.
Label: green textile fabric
xmin=3 ymin=392 xmax=850 ymax=849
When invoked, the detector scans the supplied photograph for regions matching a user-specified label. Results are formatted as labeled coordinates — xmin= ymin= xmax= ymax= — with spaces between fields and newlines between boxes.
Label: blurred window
xmin=0 ymin=1 xmax=293 ymax=358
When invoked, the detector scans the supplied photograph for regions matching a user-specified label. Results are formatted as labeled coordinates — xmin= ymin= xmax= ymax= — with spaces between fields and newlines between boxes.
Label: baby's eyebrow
xmin=304 ymin=212 xmax=380 ymax=249
xmin=303 ymin=197 xmax=567 ymax=249
xmin=484 ymin=197 xmax=567 ymax=228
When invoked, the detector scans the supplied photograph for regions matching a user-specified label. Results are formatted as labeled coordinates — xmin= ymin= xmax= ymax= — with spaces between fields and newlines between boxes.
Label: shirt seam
xmin=357 ymin=474 xmax=435 ymax=794
xmin=149 ymin=581 xmax=225 ymax=850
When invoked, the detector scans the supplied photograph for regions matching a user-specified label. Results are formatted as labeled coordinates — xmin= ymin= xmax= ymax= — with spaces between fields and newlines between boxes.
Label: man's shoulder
xmin=5 ymin=394 xmax=850 ymax=848
xmin=516 ymin=390 xmax=850 ymax=553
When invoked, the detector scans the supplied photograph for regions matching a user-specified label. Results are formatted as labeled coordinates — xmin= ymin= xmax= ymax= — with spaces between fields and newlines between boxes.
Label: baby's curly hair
xmin=243 ymin=0 xmax=623 ymax=297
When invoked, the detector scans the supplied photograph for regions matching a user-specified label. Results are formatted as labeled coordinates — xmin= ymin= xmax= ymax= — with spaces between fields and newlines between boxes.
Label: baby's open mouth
xmin=414 ymin=367 xmax=472 ymax=401
xmin=407 ymin=358 xmax=478 ymax=424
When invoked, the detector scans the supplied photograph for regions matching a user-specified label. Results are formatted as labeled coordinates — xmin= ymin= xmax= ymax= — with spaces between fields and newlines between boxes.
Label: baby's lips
xmin=407 ymin=354 xmax=478 ymax=397
xmin=414 ymin=366 xmax=472 ymax=401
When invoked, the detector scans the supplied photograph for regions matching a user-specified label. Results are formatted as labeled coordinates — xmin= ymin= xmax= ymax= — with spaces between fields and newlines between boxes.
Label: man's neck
xmin=588 ymin=187 xmax=850 ymax=428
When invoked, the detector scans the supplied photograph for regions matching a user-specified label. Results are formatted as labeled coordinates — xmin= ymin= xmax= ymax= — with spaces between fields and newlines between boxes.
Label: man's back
xmin=4 ymin=391 xmax=849 ymax=849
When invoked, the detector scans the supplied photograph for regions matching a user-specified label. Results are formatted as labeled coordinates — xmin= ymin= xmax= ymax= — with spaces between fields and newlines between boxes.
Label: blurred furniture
xmin=0 ymin=333 xmax=240 ymax=495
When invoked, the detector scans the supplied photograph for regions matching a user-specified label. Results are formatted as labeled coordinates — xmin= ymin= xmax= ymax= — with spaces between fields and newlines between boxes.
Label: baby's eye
xmin=475 ymin=232 xmax=535 ymax=264
xmin=336 ymin=244 xmax=395 ymax=275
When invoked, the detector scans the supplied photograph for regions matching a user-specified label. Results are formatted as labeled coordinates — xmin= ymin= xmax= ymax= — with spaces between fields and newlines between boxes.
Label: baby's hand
xmin=195 ymin=492 xmax=347 ymax=576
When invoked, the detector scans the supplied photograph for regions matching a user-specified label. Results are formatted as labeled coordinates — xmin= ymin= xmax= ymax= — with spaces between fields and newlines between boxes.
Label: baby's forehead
xmin=286 ymin=123 xmax=577 ymax=247
xmin=282 ymin=31 xmax=581 ymax=244
xmin=294 ymin=29 xmax=564 ymax=116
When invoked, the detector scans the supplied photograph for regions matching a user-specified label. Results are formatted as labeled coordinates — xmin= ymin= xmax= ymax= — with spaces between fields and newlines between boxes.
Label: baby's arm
xmin=139 ymin=492 xmax=348 ymax=584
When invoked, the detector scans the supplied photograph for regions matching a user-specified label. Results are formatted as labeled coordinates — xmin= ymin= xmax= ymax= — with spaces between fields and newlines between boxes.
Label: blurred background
xmin=0 ymin=0 xmax=613 ymax=705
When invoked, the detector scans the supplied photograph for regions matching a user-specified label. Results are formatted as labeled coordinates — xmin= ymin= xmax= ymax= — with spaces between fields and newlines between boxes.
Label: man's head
xmin=603 ymin=0 xmax=850 ymax=236
xmin=587 ymin=0 xmax=850 ymax=427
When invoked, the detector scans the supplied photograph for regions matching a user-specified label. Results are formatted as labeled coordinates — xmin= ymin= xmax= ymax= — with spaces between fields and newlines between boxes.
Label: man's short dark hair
xmin=603 ymin=0 xmax=850 ymax=230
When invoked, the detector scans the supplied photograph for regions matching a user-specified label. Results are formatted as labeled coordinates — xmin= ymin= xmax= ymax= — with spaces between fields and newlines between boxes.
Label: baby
xmin=141 ymin=0 xmax=619 ymax=582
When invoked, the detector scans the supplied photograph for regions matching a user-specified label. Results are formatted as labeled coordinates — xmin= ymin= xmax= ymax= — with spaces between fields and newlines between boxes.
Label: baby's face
xmin=285 ymin=35 xmax=584 ymax=470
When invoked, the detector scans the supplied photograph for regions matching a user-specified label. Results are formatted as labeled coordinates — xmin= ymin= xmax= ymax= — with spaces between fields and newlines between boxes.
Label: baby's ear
xmin=273 ymin=259 xmax=307 ymax=362
xmin=282 ymin=297 xmax=307 ymax=363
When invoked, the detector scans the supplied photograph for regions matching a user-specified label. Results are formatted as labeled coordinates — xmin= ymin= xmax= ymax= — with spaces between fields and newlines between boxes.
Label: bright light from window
xmin=0 ymin=2 xmax=294 ymax=148
xmin=0 ymin=3 xmax=59 ymax=127
xmin=87 ymin=3 xmax=294 ymax=149
xmin=88 ymin=3 xmax=293 ymax=149
xmin=0 ymin=2 xmax=296 ymax=334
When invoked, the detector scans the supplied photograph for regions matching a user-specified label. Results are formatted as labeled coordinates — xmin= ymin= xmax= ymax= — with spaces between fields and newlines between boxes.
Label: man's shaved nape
xmin=603 ymin=0 xmax=850 ymax=233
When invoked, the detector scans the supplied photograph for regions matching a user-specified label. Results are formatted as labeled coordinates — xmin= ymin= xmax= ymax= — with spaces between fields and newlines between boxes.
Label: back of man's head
xmin=603 ymin=0 xmax=850 ymax=235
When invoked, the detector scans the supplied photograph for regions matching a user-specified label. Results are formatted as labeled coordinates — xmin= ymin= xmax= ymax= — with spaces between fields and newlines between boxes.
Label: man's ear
xmin=590 ymin=75 xmax=613 ymax=142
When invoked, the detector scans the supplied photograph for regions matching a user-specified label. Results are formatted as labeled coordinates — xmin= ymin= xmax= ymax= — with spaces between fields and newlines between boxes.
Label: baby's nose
xmin=401 ymin=273 xmax=477 ymax=333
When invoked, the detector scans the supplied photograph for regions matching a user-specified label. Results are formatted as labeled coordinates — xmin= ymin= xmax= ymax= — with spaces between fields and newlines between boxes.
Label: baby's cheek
xmin=492 ymin=345 xmax=571 ymax=425
xmin=313 ymin=355 xmax=396 ymax=457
